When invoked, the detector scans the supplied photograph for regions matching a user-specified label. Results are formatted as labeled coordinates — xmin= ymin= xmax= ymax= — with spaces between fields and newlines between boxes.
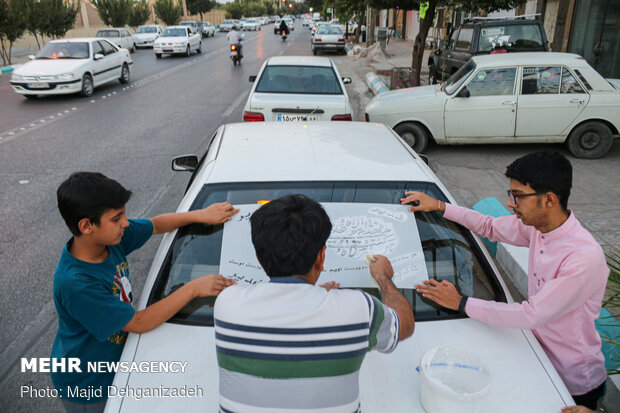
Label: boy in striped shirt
xmin=214 ymin=194 xmax=415 ymax=412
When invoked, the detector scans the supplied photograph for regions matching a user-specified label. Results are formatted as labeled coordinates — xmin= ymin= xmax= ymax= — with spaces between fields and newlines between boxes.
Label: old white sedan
xmin=153 ymin=26 xmax=202 ymax=58
xmin=9 ymin=38 xmax=132 ymax=99
xmin=365 ymin=52 xmax=620 ymax=158
xmin=106 ymin=122 xmax=574 ymax=412
xmin=243 ymin=56 xmax=353 ymax=121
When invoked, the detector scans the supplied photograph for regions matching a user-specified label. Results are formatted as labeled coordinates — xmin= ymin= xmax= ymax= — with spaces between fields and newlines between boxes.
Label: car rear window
xmin=96 ymin=30 xmax=119 ymax=38
xmin=255 ymin=65 xmax=343 ymax=94
xmin=477 ymin=24 xmax=544 ymax=52
xmin=148 ymin=181 xmax=506 ymax=326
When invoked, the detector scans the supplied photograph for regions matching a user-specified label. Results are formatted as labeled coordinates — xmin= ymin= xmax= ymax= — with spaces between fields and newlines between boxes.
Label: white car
xmin=134 ymin=25 xmax=162 ymax=48
xmin=153 ymin=26 xmax=202 ymax=58
xmin=242 ymin=18 xmax=260 ymax=31
xmin=200 ymin=21 xmax=215 ymax=37
xmin=219 ymin=19 xmax=236 ymax=32
xmin=243 ymin=56 xmax=353 ymax=122
xmin=312 ymin=21 xmax=329 ymax=36
xmin=365 ymin=52 xmax=620 ymax=158
xmin=95 ymin=28 xmax=136 ymax=53
xmin=107 ymin=122 xmax=573 ymax=412
xmin=312 ymin=26 xmax=346 ymax=55
xmin=9 ymin=38 xmax=132 ymax=99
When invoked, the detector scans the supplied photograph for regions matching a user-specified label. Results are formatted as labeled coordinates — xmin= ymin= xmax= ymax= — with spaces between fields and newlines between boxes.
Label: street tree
xmin=187 ymin=0 xmax=215 ymax=21
xmin=0 ymin=0 xmax=27 ymax=65
xmin=92 ymin=0 xmax=132 ymax=27
xmin=39 ymin=0 xmax=80 ymax=39
xmin=244 ymin=1 xmax=266 ymax=17
xmin=154 ymin=0 xmax=182 ymax=25
xmin=224 ymin=1 xmax=242 ymax=19
xmin=128 ymin=0 xmax=151 ymax=28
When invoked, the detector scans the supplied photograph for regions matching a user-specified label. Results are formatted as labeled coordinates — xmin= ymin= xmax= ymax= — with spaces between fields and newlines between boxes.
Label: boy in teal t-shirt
xmin=51 ymin=172 xmax=238 ymax=412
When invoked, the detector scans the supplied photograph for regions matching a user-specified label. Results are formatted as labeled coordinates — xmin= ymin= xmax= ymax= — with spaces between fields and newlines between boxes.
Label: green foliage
xmin=262 ymin=0 xmax=274 ymax=16
xmin=244 ymin=1 xmax=266 ymax=17
xmin=128 ymin=0 xmax=151 ymax=28
xmin=187 ymin=0 xmax=215 ymax=18
xmin=154 ymin=0 xmax=182 ymax=25
xmin=0 ymin=0 xmax=28 ymax=65
xmin=224 ymin=1 xmax=243 ymax=19
xmin=92 ymin=0 xmax=132 ymax=27
xmin=40 ymin=0 xmax=80 ymax=39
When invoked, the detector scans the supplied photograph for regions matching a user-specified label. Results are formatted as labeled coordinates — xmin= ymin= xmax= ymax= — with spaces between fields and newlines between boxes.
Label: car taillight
xmin=243 ymin=111 xmax=264 ymax=121
xmin=365 ymin=113 xmax=369 ymax=122
xmin=315 ymin=38 xmax=322 ymax=41
xmin=331 ymin=114 xmax=352 ymax=121
xmin=491 ymin=49 xmax=507 ymax=54
xmin=338 ymin=38 xmax=344 ymax=42
xmin=230 ymin=45 xmax=236 ymax=50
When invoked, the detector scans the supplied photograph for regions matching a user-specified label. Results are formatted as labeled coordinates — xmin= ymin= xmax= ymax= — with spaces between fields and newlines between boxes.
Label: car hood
xmin=155 ymin=36 xmax=188 ymax=43
xmin=13 ymin=59 xmax=87 ymax=76
xmin=107 ymin=318 xmax=571 ymax=412
xmin=134 ymin=33 xmax=158 ymax=41
xmin=249 ymin=92 xmax=349 ymax=121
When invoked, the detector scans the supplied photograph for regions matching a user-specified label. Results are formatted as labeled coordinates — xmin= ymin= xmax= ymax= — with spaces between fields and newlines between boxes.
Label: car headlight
xmin=55 ymin=73 xmax=75 ymax=81
xmin=11 ymin=74 xmax=24 ymax=81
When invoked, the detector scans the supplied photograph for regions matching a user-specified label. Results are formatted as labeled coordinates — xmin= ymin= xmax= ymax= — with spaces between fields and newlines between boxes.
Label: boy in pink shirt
xmin=404 ymin=151 xmax=608 ymax=410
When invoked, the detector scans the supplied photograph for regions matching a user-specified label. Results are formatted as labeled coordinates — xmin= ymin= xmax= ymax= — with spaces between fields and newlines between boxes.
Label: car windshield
xmin=179 ymin=22 xmax=195 ymax=26
xmin=136 ymin=26 xmax=157 ymax=33
xmin=37 ymin=42 xmax=90 ymax=59
xmin=96 ymin=30 xmax=119 ymax=38
xmin=161 ymin=28 xmax=186 ymax=37
xmin=443 ymin=60 xmax=476 ymax=95
xmin=255 ymin=65 xmax=343 ymax=94
xmin=318 ymin=27 xmax=343 ymax=35
xmin=149 ymin=181 xmax=505 ymax=326
xmin=477 ymin=24 xmax=545 ymax=52
xmin=222 ymin=20 xmax=233 ymax=24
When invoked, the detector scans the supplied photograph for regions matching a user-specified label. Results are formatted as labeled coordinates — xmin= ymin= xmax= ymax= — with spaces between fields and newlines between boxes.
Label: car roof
xmin=49 ymin=38 xmax=99 ymax=43
xmin=206 ymin=122 xmax=433 ymax=184
xmin=164 ymin=26 xmax=188 ymax=29
xmin=471 ymin=52 xmax=591 ymax=68
xmin=266 ymin=56 xmax=333 ymax=67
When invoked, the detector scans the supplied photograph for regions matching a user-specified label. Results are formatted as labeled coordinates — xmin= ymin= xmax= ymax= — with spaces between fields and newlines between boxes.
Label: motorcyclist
xmin=279 ymin=19 xmax=289 ymax=36
xmin=227 ymin=28 xmax=243 ymax=58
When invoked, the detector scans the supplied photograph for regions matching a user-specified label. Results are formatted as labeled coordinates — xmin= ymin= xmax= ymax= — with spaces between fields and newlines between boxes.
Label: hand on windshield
xmin=191 ymin=274 xmax=236 ymax=297
xmin=369 ymin=255 xmax=394 ymax=283
xmin=414 ymin=279 xmax=461 ymax=311
xmin=197 ymin=202 xmax=240 ymax=224
xmin=401 ymin=191 xmax=444 ymax=213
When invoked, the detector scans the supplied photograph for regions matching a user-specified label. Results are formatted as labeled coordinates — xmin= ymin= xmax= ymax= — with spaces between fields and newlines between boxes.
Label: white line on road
xmin=222 ymin=90 xmax=250 ymax=118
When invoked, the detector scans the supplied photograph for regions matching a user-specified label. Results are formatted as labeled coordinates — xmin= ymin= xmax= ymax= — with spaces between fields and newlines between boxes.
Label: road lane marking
xmin=222 ymin=90 xmax=250 ymax=118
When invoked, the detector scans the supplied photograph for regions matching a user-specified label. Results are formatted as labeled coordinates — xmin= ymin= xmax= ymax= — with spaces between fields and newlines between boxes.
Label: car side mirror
xmin=28 ymin=54 xmax=36 ymax=60
xmin=456 ymin=87 xmax=470 ymax=98
xmin=172 ymin=155 xmax=198 ymax=172
xmin=249 ymin=75 xmax=256 ymax=82
xmin=342 ymin=77 xmax=352 ymax=84
xmin=94 ymin=53 xmax=104 ymax=60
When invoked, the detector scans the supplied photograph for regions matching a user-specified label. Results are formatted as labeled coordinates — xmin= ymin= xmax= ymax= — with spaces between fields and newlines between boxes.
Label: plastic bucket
xmin=419 ymin=347 xmax=491 ymax=413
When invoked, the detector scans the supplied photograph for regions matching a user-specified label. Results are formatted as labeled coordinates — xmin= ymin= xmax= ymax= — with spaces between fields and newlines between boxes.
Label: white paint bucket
xmin=419 ymin=347 xmax=491 ymax=413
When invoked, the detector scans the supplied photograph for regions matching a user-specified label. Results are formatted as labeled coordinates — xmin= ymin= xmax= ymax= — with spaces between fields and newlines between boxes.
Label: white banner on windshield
xmin=219 ymin=203 xmax=429 ymax=288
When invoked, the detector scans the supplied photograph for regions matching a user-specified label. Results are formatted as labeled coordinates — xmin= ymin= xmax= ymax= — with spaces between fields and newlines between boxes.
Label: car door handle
xmin=502 ymin=101 xmax=516 ymax=105
xmin=569 ymin=99 xmax=585 ymax=104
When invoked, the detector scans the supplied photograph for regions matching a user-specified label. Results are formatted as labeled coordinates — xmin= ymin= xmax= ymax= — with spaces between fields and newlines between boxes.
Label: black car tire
xmin=119 ymin=63 xmax=130 ymax=84
xmin=274 ymin=29 xmax=277 ymax=34
xmin=312 ymin=47 xmax=317 ymax=55
xmin=155 ymin=53 xmax=162 ymax=58
xmin=566 ymin=121 xmax=613 ymax=159
xmin=394 ymin=122 xmax=430 ymax=154
xmin=24 ymin=94 xmax=38 ymax=100
xmin=197 ymin=42 xmax=202 ymax=53
xmin=185 ymin=45 xmax=191 ymax=57
xmin=130 ymin=44 xmax=136 ymax=53
xmin=80 ymin=73 xmax=94 ymax=97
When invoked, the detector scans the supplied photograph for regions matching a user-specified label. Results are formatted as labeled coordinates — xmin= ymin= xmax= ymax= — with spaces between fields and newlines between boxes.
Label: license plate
xmin=277 ymin=114 xmax=318 ymax=122
xmin=231 ymin=51 xmax=238 ymax=56
xmin=28 ymin=82 xmax=49 ymax=89
xmin=326 ymin=44 xmax=337 ymax=47
xmin=163 ymin=49 xmax=173 ymax=53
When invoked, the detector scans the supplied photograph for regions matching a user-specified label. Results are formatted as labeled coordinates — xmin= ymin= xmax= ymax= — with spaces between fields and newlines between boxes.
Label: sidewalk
xmin=0 ymin=45 xmax=40 ymax=74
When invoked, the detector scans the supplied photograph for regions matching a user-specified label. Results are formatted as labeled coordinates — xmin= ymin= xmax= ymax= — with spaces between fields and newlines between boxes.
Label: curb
xmin=1 ymin=63 xmax=21 ymax=75
xmin=364 ymin=72 xmax=389 ymax=95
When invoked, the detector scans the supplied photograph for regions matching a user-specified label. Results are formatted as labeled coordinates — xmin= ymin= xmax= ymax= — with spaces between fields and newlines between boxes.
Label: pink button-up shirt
xmin=443 ymin=203 xmax=608 ymax=396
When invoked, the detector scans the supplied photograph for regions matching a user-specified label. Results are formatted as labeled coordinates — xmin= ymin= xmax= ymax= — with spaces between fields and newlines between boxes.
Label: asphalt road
xmin=0 ymin=22 xmax=331 ymax=412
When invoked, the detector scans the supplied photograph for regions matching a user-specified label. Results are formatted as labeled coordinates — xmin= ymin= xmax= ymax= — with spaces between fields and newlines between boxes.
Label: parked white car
xmin=10 ymin=38 xmax=132 ymax=99
xmin=365 ymin=52 xmax=620 ymax=158
xmin=106 ymin=122 xmax=573 ymax=412
xmin=219 ymin=19 xmax=237 ymax=32
xmin=200 ymin=21 xmax=215 ymax=37
xmin=243 ymin=56 xmax=353 ymax=122
xmin=153 ymin=26 xmax=202 ymax=58
xmin=312 ymin=26 xmax=346 ymax=55
xmin=95 ymin=28 xmax=136 ymax=53
xmin=242 ymin=18 xmax=261 ymax=31
xmin=134 ymin=25 xmax=162 ymax=48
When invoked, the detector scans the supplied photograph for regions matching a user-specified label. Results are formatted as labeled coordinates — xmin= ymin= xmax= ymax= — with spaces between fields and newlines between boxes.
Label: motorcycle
xmin=281 ymin=30 xmax=287 ymax=42
xmin=230 ymin=43 xmax=242 ymax=65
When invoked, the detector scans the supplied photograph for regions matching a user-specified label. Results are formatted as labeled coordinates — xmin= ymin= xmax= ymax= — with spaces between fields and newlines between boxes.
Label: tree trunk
xmin=0 ymin=39 xmax=7 ymax=66
xmin=368 ymin=7 xmax=376 ymax=45
xmin=410 ymin=0 xmax=437 ymax=86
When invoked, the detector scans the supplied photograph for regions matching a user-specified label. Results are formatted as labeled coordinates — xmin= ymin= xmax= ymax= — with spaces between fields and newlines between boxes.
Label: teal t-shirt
xmin=50 ymin=218 xmax=153 ymax=403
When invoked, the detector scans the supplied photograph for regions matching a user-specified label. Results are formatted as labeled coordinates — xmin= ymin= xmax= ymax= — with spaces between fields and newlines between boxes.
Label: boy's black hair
xmin=250 ymin=194 xmax=332 ymax=278
xmin=505 ymin=151 xmax=572 ymax=210
xmin=57 ymin=172 xmax=132 ymax=236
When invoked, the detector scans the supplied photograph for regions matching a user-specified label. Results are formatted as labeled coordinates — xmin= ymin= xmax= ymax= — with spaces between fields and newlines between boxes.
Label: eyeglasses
xmin=506 ymin=190 xmax=539 ymax=204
